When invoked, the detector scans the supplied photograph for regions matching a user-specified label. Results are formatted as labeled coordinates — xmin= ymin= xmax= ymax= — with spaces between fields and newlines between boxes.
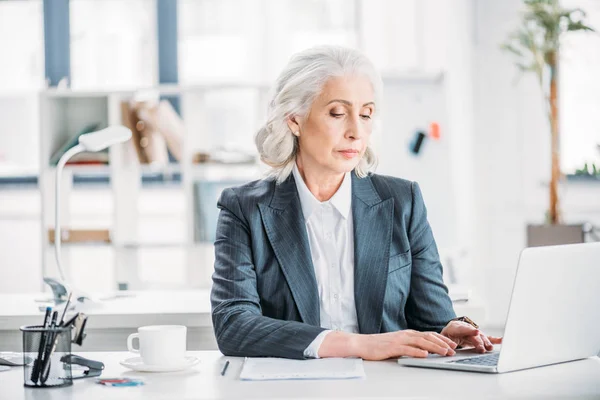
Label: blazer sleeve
xmin=210 ymin=188 xmax=325 ymax=359
xmin=404 ymin=182 xmax=457 ymax=332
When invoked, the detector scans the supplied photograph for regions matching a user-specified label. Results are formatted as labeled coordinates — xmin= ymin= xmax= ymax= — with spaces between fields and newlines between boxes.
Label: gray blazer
xmin=211 ymin=171 xmax=456 ymax=359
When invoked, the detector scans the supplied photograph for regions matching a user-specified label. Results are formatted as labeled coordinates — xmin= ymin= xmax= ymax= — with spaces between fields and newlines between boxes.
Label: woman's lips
xmin=338 ymin=149 xmax=359 ymax=159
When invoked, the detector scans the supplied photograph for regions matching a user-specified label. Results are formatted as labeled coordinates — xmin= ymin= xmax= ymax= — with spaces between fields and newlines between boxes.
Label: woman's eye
xmin=360 ymin=114 xmax=372 ymax=120
xmin=330 ymin=112 xmax=344 ymax=118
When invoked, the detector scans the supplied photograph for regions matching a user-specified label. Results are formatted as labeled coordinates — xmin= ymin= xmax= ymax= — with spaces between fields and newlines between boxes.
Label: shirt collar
xmin=292 ymin=162 xmax=352 ymax=220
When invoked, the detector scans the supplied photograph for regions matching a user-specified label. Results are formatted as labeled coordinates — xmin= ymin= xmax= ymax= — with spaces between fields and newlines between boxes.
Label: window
xmin=560 ymin=0 xmax=600 ymax=173
xmin=0 ymin=1 xmax=43 ymax=172
xmin=178 ymin=0 xmax=359 ymax=152
xmin=179 ymin=0 xmax=357 ymax=84
xmin=179 ymin=0 xmax=262 ymax=83
xmin=70 ymin=0 xmax=158 ymax=89
xmin=0 ymin=0 xmax=44 ymax=91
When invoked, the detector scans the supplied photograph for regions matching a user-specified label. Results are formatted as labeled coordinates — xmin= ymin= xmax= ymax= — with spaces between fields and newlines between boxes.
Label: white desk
xmin=0 ymin=289 xmax=485 ymax=352
xmin=2 ymin=351 xmax=599 ymax=399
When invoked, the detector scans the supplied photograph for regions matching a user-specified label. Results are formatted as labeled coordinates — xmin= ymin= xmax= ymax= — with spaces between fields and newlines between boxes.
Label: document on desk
xmin=240 ymin=357 xmax=365 ymax=381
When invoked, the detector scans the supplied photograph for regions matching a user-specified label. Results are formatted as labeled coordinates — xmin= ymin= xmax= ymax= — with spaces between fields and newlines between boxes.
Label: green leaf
xmin=502 ymin=0 xmax=594 ymax=88
xmin=567 ymin=21 xmax=595 ymax=32
xmin=501 ymin=43 xmax=525 ymax=58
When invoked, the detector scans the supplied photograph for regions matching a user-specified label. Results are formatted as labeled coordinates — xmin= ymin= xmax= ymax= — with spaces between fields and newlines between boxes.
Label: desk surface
xmin=2 ymin=351 xmax=600 ymax=400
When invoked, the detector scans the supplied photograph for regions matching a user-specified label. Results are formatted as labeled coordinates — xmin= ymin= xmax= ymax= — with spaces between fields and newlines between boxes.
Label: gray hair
xmin=255 ymin=45 xmax=382 ymax=184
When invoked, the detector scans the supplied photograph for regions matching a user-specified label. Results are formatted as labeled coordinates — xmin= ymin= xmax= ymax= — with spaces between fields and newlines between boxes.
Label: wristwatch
xmin=450 ymin=316 xmax=479 ymax=329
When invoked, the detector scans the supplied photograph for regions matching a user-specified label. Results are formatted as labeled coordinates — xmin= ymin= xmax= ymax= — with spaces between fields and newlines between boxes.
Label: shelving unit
xmin=27 ymin=68 xmax=473 ymax=294
xmin=38 ymin=84 xmax=269 ymax=290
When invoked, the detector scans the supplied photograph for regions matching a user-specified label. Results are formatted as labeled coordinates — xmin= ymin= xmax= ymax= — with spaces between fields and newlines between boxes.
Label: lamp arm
xmin=54 ymin=144 xmax=85 ymax=282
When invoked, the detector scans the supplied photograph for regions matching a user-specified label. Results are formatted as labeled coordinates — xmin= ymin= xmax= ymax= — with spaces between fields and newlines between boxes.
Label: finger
xmin=397 ymin=345 xmax=428 ymax=358
xmin=406 ymin=330 xmax=457 ymax=353
xmin=465 ymin=334 xmax=486 ymax=353
xmin=481 ymin=334 xmax=494 ymax=351
xmin=408 ymin=336 xmax=453 ymax=356
xmin=488 ymin=336 xmax=503 ymax=345
xmin=432 ymin=332 xmax=458 ymax=349
xmin=422 ymin=332 xmax=457 ymax=353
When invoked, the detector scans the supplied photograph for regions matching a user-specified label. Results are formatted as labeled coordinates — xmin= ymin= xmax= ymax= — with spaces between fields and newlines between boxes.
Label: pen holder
xmin=20 ymin=325 xmax=73 ymax=388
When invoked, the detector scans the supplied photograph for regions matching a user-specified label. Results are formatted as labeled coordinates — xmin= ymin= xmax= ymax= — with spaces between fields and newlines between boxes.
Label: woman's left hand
xmin=440 ymin=320 xmax=503 ymax=353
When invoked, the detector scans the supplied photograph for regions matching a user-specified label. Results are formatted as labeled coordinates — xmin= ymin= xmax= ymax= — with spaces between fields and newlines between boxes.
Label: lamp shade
xmin=78 ymin=126 xmax=132 ymax=152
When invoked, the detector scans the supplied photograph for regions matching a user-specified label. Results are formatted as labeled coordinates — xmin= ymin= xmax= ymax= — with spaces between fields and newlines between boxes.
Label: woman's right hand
xmin=319 ymin=329 xmax=457 ymax=360
xmin=354 ymin=330 xmax=458 ymax=360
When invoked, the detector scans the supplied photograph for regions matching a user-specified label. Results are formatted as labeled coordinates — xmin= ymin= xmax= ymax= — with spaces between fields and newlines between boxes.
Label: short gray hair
xmin=255 ymin=45 xmax=382 ymax=184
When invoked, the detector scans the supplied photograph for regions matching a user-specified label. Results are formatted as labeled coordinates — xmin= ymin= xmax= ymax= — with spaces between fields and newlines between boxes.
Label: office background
xmin=0 ymin=0 xmax=599 ymax=332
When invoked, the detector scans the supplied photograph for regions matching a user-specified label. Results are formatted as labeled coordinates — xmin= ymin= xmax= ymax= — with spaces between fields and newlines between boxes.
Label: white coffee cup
xmin=127 ymin=325 xmax=187 ymax=366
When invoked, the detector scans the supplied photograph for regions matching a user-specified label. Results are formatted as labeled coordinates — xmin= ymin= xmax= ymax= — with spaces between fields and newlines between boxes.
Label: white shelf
xmin=43 ymin=82 xmax=272 ymax=98
xmin=0 ymin=164 xmax=38 ymax=178
xmin=189 ymin=163 xmax=262 ymax=181
xmin=49 ymin=164 xmax=110 ymax=174
xmin=45 ymin=163 xmax=183 ymax=175
xmin=37 ymin=85 xmax=269 ymax=290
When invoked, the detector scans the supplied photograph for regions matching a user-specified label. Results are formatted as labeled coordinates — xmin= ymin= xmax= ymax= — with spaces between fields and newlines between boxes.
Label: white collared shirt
xmin=292 ymin=163 xmax=359 ymax=358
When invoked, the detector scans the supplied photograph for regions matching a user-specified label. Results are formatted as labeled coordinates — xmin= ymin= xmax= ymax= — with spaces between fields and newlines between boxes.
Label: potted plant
xmin=501 ymin=0 xmax=595 ymax=246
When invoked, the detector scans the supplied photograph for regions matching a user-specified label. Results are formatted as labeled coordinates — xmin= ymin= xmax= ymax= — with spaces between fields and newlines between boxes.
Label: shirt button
xmin=325 ymin=232 xmax=332 ymax=240
xmin=330 ymin=263 xmax=335 ymax=269
xmin=333 ymin=293 xmax=339 ymax=300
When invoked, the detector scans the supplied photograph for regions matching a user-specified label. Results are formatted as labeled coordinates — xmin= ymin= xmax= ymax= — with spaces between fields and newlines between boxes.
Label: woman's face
xmin=288 ymin=75 xmax=375 ymax=176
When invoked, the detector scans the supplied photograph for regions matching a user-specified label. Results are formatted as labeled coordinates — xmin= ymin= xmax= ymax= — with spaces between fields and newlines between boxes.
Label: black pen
xmin=39 ymin=311 xmax=59 ymax=384
xmin=44 ymin=311 xmax=59 ymax=359
xmin=31 ymin=307 xmax=52 ymax=383
xmin=221 ymin=360 xmax=230 ymax=376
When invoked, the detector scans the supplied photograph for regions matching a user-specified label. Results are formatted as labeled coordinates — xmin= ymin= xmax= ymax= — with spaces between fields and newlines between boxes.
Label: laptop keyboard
xmin=449 ymin=353 xmax=500 ymax=366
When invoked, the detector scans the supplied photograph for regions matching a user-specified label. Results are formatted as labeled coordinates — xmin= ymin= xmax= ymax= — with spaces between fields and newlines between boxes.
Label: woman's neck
xmin=295 ymin=155 xmax=344 ymax=202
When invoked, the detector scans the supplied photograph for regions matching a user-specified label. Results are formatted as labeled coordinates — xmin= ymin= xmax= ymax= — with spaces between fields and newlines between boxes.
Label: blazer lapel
xmin=258 ymin=176 xmax=320 ymax=327
xmin=352 ymin=173 xmax=394 ymax=334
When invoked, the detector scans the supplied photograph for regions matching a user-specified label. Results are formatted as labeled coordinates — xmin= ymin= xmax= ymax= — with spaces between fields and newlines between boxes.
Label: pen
xmin=39 ymin=312 xmax=58 ymax=384
xmin=31 ymin=307 xmax=52 ymax=383
xmin=220 ymin=360 xmax=230 ymax=376
xmin=58 ymin=292 xmax=72 ymax=327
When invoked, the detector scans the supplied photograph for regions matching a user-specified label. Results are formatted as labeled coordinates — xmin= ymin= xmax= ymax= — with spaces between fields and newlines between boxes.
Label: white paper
xmin=239 ymin=357 xmax=365 ymax=381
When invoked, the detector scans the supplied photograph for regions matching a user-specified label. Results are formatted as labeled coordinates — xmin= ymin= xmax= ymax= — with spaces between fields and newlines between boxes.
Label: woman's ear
xmin=286 ymin=116 xmax=301 ymax=136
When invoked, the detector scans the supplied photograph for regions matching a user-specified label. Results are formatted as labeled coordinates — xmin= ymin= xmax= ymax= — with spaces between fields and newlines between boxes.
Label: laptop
xmin=397 ymin=242 xmax=600 ymax=373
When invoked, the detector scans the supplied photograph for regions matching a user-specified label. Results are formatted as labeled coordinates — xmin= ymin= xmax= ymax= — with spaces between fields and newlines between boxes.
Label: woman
xmin=211 ymin=45 xmax=501 ymax=360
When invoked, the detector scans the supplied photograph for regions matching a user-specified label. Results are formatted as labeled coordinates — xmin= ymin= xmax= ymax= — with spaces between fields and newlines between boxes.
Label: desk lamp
xmin=44 ymin=126 xmax=132 ymax=304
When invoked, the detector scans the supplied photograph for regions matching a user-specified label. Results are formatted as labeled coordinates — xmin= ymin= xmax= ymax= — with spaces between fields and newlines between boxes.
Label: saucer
xmin=119 ymin=356 xmax=200 ymax=372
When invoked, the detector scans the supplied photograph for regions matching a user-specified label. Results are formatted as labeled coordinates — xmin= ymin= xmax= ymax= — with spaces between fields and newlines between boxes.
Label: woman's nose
xmin=346 ymin=116 xmax=365 ymax=139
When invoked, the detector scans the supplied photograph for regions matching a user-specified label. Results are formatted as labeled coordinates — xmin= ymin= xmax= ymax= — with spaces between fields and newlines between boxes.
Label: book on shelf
xmin=65 ymin=151 xmax=109 ymax=166
xmin=49 ymin=123 xmax=102 ymax=166
xmin=121 ymin=99 xmax=183 ymax=165
xmin=153 ymin=100 xmax=183 ymax=162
